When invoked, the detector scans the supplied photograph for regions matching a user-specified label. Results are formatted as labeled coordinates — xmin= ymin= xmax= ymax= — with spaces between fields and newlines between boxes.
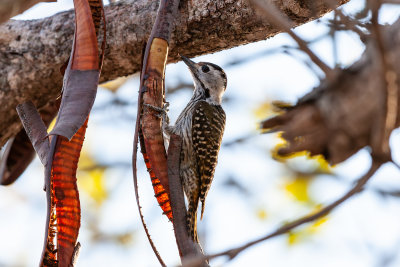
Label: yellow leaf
xmin=287 ymin=231 xmax=301 ymax=245
xmin=78 ymin=151 xmax=95 ymax=169
xmin=254 ymin=100 xmax=287 ymax=121
xmin=271 ymin=133 xmax=309 ymax=161
xmin=284 ymin=176 xmax=311 ymax=202
xmin=47 ymin=117 xmax=56 ymax=133
xmin=100 ymin=76 xmax=132 ymax=92
xmin=254 ymin=102 xmax=273 ymax=120
xmin=285 ymin=205 xmax=329 ymax=246
xmin=256 ymin=208 xmax=268 ymax=221
xmin=310 ymin=217 xmax=328 ymax=232
xmin=78 ymin=152 xmax=108 ymax=205
xmin=271 ymin=134 xmax=332 ymax=173
xmin=79 ymin=169 xmax=108 ymax=205
xmin=309 ymin=205 xmax=328 ymax=232
xmin=313 ymin=155 xmax=332 ymax=173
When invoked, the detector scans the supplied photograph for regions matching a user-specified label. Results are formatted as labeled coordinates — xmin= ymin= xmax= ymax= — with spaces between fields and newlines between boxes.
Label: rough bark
xmin=0 ymin=0 xmax=348 ymax=147
xmin=262 ymin=18 xmax=400 ymax=165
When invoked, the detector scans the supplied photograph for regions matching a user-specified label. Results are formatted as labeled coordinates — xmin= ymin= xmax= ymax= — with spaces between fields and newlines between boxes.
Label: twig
xmin=223 ymin=133 xmax=257 ymax=147
xmin=167 ymin=82 xmax=194 ymax=94
xmin=187 ymin=160 xmax=382 ymax=265
xmin=248 ymin=0 xmax=335 ymax=80
xmin=382 ymin=0 xmax=400 ymax=4
xmin=224 ymin=46 xmax=290 ymax=67
xmin=323 ymin=0 xmax=368 ymax=40
xmin=330 ymin=11 xmax=339 ymax=67
xmin=132 ymin=144 xmax=166 ymax=266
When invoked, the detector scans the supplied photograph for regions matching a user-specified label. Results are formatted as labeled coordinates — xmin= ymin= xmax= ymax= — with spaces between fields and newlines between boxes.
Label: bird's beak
xmin=180 ymin=55 xmax=197 ymax=74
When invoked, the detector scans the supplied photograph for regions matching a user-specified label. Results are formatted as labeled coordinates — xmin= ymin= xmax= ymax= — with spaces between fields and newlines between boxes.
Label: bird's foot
xmin=143 ymin=102 xmax=169 ymax=120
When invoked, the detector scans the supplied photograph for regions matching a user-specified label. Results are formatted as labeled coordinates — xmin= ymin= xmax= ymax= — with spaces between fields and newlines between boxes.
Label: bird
xmin=162 ymin=55 xmax=227 ymax=242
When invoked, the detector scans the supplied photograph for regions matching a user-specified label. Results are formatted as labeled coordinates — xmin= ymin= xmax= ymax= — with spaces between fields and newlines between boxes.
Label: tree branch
xmin=187 ymin=160 xmax=382 ymax=265
xmin=0 ymin=0 xmax=348 ymax=147
xmin=249 ymin=0 xmax=335 ymax=79
xmin=262 ymin=17 xmax=400 ymax=165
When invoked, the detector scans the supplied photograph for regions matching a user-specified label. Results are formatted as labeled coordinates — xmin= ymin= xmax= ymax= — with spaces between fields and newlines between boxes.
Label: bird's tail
xmin=187 ymin=198 xmax=199 ymax=243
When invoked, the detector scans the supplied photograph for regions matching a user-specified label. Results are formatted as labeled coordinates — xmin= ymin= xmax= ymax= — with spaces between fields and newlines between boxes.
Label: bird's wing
xmin=191 ymin=100 xmax=225 ymax=219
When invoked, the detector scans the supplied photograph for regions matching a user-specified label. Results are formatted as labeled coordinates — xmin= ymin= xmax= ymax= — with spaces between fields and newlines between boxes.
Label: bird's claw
xmin=143 ymin=102 xmax=170 ymax=122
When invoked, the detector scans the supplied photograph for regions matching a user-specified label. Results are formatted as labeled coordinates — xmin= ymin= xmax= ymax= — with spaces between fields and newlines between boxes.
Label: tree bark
xmin=0 ymin=0 xmax=347 ymax=147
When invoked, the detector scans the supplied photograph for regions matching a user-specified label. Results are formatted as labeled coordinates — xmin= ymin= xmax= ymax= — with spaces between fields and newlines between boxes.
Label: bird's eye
xmin=201 ymin=65 xmax=210 ymax=73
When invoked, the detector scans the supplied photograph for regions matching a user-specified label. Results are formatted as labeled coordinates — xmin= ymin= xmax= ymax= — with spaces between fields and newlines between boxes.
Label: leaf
xmin=287 ymin=231 xmax=301 ymax=245
xmin=256 ymin=208 xmax=268 ymax=221
xmin=272 ymin=133 xmax=332 ymax=173
xmin=100 ymin=76 xmax=132 ymax=92
xmin=286 ymin=205 xmax=328 ymax=246
xmin=253 ymin=100 xmax=286 ymax=121
xmin=254 ymin=101 xmax=275 ymax=120
xmin=309 ymin=204 xmax=328 ymax=232
xmin=284 ymin=175 xmax=311 ymax=203
xmin=78 ymin=152 xmax=108 ymax=206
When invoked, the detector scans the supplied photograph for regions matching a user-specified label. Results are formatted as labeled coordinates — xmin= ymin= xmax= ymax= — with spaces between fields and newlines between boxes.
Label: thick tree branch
xmin=0 ymin=0 xmax=348 ymax=147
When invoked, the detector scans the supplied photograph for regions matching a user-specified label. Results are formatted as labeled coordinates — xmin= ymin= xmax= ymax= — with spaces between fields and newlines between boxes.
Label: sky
xmin=1 ymin=0 xmax=400 ymax=267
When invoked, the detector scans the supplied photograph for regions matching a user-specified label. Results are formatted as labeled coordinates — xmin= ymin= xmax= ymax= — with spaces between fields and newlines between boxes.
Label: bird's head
xmin=181 ymin=55 xmax=227 ymax=105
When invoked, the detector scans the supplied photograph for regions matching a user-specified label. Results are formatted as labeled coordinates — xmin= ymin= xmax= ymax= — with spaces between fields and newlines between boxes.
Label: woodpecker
xmin=163 ymin=56 xmax=227 ymax=242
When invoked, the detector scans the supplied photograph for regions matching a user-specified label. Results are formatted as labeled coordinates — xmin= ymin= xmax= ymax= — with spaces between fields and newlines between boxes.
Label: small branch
xmin=167 ymin=82 xmax=194 ymax=94
xmin=382 ymin=0 xmax=400 ymax=3
xmin=167 ymin=134 xmax=208 ymax=266
xmin=249 ymin=0 xmax=335 ymax=80
xmin=370 ymin=1 xmax=398 ymax=158
xmin=188 ymin=160 xmax=382 ymax=265
xmin=167 ymin=134 xmax=189 ymax=254
xmin=223 ymin=134 xmax=257 ymax=147
xmin=132 ymin=166 xmax=167 ymax=266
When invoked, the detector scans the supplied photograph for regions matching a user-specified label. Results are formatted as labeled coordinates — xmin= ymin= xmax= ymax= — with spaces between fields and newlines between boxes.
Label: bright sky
xmin=2 ymin=1 xmax=400 ymax=267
